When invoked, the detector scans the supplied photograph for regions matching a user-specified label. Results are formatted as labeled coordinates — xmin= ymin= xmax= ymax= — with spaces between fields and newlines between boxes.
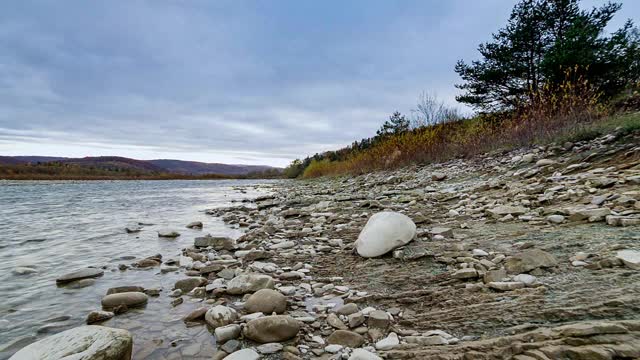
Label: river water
xmin=0 ymin=180 xmax=276 ymax=359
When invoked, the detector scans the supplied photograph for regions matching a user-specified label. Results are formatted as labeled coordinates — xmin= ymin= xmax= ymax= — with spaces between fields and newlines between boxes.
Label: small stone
xmin=215 ymin=324 xmax=241 ymax=343
xmin=256 ymin=343 xmax=283 ymax=354
xmin=367 ymin=310 xmax=391 ymax=329
xmin=488 ymin=281 xmax=525 ymax=291
xmin=101 ymin=292 xmax=148 ymax=309
xmin=225 ymin=348 xmax=260 ymax=360
xmin=56 ymin=268 xmax=104 ymax=284
xmin=186 ymin=221 xmax=203 ymax=229
xmin=452 ymin=268 xmax=478 ymax=279
xmin=86 ymin=311 xmax=114 ymax=324
xmin=158 ymin=230 xmax=180 ymax=238
xmin=547 ymin=215 xmax=565 ymax=224
xmin=205 ymin=305 xmax=238 ymax=329
xmin=335 ymin=303 xmax=359 ymax=316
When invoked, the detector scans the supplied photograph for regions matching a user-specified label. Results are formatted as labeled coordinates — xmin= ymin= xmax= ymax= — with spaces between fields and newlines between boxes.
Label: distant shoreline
xmin=0 ymin=174 xmax=281 ymax=181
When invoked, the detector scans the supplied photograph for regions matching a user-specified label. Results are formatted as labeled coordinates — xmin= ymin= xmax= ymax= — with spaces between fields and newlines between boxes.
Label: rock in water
xmin=243 ymin=315 xmax=300 ymax=343
xmin=616 ymin=250 xmax=640 ymax=270
xmin=101 ymin=292 xmax=148 ymax=309
xmin=355 ymin=212 xmax=416 ymax=258
xmin=244 ymin=289 xmax=287 ymax=314
xmin=56 ymin=268 xmax=104 ymax=284
xmin=9 ymin=325 xmax=132 ymax=360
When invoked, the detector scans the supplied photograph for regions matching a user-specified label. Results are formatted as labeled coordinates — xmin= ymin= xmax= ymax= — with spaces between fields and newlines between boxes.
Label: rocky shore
xmin=10 ymin=128 xmax=640 ymax=359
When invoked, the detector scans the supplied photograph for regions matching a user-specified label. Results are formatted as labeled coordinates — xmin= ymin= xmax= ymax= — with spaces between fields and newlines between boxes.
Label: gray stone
xmin=226 ymin=274 xmax=275 ymax=295
xmin=194 ymin=235 xmax=234 ymax=250
xmin=214 ymin=324 xmax=241 ymax=343
xmin=225 ymin=349 xmax=260 ymax=360
xmin=101 ymin=292 xmax=148 ymax=309
xmin=205 ymin=305 xmax=238 ymax=329
xmin=9 ymin=325 xmax=132 ymax=360
xmin=86 ymin=311 xmax=114 ymax=324
xmin=56 ymin=268 xmax=104 ymax=284
xmin=326 ymin=330 xmax=365 ymax=348
xmin=504 ymin=249 xmax=558 ymax=274
xmin=174 ymin=277 xmax=207 ymax=293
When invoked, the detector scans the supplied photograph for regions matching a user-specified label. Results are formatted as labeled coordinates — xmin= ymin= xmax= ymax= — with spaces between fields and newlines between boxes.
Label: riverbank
xmin=5 ymin=127 xmax=640 ymax=359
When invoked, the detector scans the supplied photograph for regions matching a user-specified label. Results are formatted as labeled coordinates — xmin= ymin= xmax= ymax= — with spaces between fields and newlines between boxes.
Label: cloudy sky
xmin=1 ymin=1 xmax=637 ymax=166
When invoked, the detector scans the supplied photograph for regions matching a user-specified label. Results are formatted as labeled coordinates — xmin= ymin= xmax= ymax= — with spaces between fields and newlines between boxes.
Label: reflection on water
xmin=0 ymin=180 xmax=276 ymax=359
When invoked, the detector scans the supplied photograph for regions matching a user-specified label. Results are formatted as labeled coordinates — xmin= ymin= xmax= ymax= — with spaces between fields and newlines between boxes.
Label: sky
xmin=1 ymin=1 xmax=638 ymax=167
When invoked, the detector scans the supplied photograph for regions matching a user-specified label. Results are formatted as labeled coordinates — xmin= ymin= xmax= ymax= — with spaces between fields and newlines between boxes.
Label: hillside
xmin=0 ymin=156 xmax=279 ymax=179
xmin=148 ymin=159 xmax=275 ymax=175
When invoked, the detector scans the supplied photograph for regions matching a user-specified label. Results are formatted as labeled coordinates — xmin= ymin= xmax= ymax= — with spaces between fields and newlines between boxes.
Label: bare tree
xmin=410 ymin=92 xmax=461 ymax=128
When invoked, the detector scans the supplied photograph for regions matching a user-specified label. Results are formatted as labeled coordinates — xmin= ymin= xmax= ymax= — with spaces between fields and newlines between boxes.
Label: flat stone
xmin=616 ymin=250 xmax=640 ymax=270
xmin=504 ymin=249 xmax=558 ymax=274
xmin=9 ymin=325 xmax=132 ymax=360
xmin=174 ymin=277 xmax=207 ymax=293
xmin=226 ymin=274 xmax=275 ymax=295
xmin=214 ymin=324 xmax=241 ymax=343
xmin=86 ymin=311 xmax=114 ymax=324
xmin=225 ymin=348 xmax=260 ymax=360
xmin=56 ymin=268 xmax=104 ymax=284
xmin=488 ymin=281 xmax=525 ymax=291
xmin=452 ymin=268 xmax=478 ymax=279
xmin=244 ymin=289 xmax=287 ymax=314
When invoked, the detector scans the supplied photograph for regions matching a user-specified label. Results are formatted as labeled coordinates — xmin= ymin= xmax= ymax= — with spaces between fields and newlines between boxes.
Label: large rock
xmin=616 ymin=250 xmax=640 ymax=270
xmin=326 ymin=330 xmax=365 ymax=348
xmin=174 ymin=277 xmax=207 ymax=293
xmin=244 ymin=289 xmax=287 ymax=314
xmin=9 ymin=325 xmax=132 ymax=360
xmin=194 ymin=235 xmax=235 ymax=250
xmin=101 ymin=292 xmax=148 ymax=309
xmin=504 ymin=249 xmax=558 ymax=274
xmin=355 ymin=212 xmax=416 ymax=258
xmin=243 ymin=315 xmax=300 ymax=343
xmin=226 ymin=274 xmax=275 ymax=295
xmin=56 ymin=268 xmax=104 ymax=284
xmin=205 ymin=305 xmax=238 ymax=329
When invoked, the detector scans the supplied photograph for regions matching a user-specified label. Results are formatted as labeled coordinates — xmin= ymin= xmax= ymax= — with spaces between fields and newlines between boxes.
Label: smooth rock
xmin=56 ymin=268 xmax=104 ymax=284
xmin=86 ymin=311 xmax=114 ymax=324
xmin=349 ymin=349 xmax=383 ymax=360
xmin=158 ymin=230 xmax=180 ymax=238
xmin=256 ymin=343 xmax=283 ymax=354
xmin=243 ymin=315 xmax=301 ymax=343
xmin=355 ymin=212 xmax=416 ymax=258
xmin=616 ymin=250 xmax=640 ymax=270
xmin=9 ymin=325 xmax=132 ymax=360
xmin=174 ymin=277 xmax=207 ymax=293
xmin=225 ymin=349 xmax=260 ymax=360
xmin=244 ymin=289 xmax=287 ymax=314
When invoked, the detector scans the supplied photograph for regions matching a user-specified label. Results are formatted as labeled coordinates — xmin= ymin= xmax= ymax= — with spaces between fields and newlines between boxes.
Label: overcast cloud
xmin=1 ymin=0 xmax=637 ymax=166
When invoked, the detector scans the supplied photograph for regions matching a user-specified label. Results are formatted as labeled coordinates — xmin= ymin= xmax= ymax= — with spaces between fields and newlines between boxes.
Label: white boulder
xmin=9 ymin=325 xmax=132 ymax=360
xmin=205 ymin=305 xmax=238 ymax=329
xmin=355 ymin=212 xmax=416 ymax=258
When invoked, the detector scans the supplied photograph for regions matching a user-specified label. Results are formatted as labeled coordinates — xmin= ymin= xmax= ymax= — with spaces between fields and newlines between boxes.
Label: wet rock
xmin=186 ymin=221 xmax=203 ymax=229
xmin=66 ymin=278 xmax=96 ymax=289
xmin=616 ymin=250 xmax=640 ymax=270
xmin=205 ymin=305 xmax=238 ymax=329
xmin=106 ymin=286 xmax=144 ymax=295
xmin=86 ymin=311 xmax=114 ymax=324
xmin=504 ymin=249 xmax=558 ymax=274
xmin=355 ymin=212 xmax=417 ymax=258
xmin=225 ymin=348 xmax=260 ymax=360
xmin=157 ymin=230 xmax=180 ymax=238
xmin=220 ymin=340 xmax=240 ymax=353
xmin=10 ymin=325 xmax=132 ymax=360
xmin=101 ymin=292 xmax=148 ymax=309
xmin=134 ymin=258 xmax=160 ymax=268
xmin=327 ymin=330 xmax=365 ymax=348
xmin=13 ymin=267 xmax=38 ymax=275
xmin=243 ymin=315 xmax=301 ymax=343
xmin=226 ymin=274 xmax=275 ymax=295
xmin=244 ymin=289 xmax=287 ymax=314
xmin=56 ymin=268 xmax=104 ymax=284
xmin=214 ymin=324 xmax=241 ymax=343
xmin=174 ymin=277 xmax=207 ymax=293
xmin=183 ymin=307 xmax=208 ymax=322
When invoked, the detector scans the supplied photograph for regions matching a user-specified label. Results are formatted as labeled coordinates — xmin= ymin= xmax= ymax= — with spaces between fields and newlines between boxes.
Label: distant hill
xmin=0 ymin=156 xmax=279 ymax=176
xmin=149 ymin=159 xmax=275 ymax=175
